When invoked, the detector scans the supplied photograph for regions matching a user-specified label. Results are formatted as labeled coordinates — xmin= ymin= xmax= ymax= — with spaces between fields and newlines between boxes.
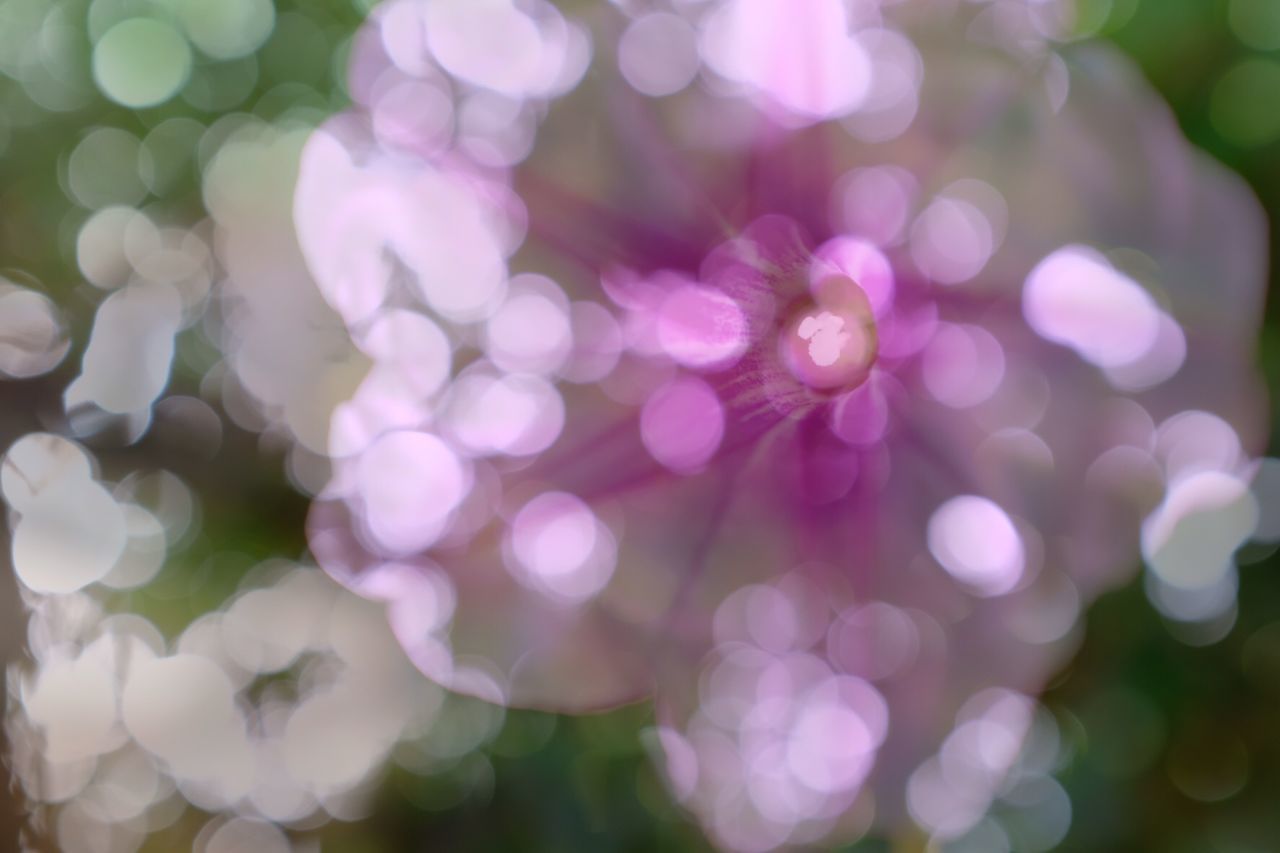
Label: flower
xmin=295 ymin=0 xmax=1267 ymax=847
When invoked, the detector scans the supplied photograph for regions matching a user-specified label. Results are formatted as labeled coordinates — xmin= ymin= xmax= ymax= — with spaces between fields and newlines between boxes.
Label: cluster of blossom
xmin=1 ymin=432 xmax=502 ymax=851
xmin=1 ymin=21 xmax=501 ymax=849
xmin=292 ymin=0 xmax=1272 ymax=848
xmin=4 ymin=366 xmax=501 ymax=851
xmin=9 ymin=533 xmax=458 ymax=851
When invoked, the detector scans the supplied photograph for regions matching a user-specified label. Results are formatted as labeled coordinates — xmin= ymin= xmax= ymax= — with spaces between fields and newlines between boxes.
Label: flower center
xmin=779 ymin=274 xmax=878 ymax=391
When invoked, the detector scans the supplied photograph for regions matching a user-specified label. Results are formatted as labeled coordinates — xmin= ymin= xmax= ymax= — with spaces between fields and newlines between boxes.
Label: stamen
xmin=780 ymin=274 xmax=878 ymax=391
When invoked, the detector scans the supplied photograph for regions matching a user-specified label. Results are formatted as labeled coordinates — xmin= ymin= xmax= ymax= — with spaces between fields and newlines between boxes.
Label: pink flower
xmin=295 ymin=0 xmax=1267 ymax=847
